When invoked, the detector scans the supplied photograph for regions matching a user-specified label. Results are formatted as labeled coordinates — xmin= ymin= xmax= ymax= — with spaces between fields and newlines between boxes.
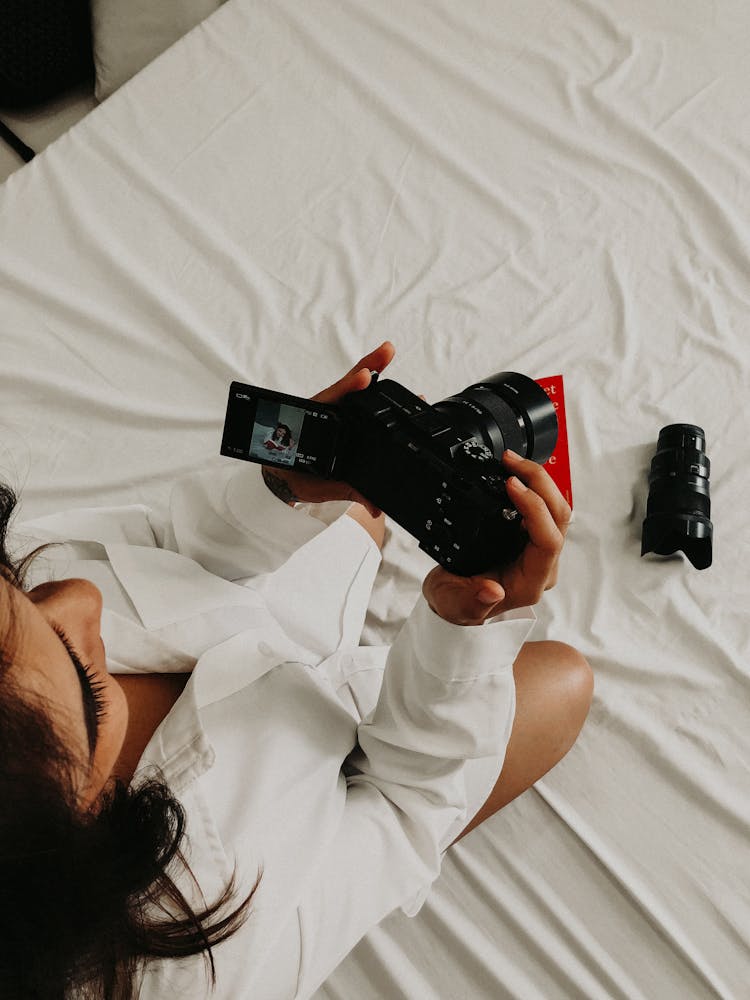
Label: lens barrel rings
xmin=641 ymin=424 xmax=713 ymax=570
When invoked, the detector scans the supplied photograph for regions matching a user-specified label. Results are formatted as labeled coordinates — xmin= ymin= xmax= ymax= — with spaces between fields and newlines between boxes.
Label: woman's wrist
xmin=345 ymin=502 xmax=386 ymax=550
xmin=261 ymin=466 xmax=299 ymax=507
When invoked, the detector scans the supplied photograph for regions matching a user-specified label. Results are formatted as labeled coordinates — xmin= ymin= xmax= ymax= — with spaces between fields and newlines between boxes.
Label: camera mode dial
xmin=456 ymin=440 xmax=507 ymax=494
xmin=457 ymin=439 xmax=493 ymax=466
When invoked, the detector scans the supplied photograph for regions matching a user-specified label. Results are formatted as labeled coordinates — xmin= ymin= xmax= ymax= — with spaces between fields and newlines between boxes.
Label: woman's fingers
xmin=351 ymin=341 xmax=395 ymax=391
xmin=497 ymin=453 xmax=571 ymax=602
xmin=423 ymin=565 xmax=506 ymax=626
xmin=312 ymin=369 xmax=367 ymax=403
xmin=344 ymin=341 xmax=395 ymax=382
xmin=506 ymin=475 xmax=564 ymax=556
xmin=502 ymin=450 xmax=572 ymax=537
xmin=314 ymin=342 xmax=395 ymax=403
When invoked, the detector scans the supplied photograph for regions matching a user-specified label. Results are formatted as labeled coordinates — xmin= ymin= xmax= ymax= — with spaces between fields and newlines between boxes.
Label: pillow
xmin=91 ymin=0 xmax=224 ymax=102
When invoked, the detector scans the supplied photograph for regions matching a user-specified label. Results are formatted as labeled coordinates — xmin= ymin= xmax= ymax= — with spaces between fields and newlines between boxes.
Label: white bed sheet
xmin=1 ymin=1 xmax=748 ymax=997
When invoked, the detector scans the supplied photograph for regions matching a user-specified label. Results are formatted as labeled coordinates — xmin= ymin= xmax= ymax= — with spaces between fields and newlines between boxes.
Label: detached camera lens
xmin=641 ymin=424 xmax=713 ymax=569
xmin=433 ymin=372 xmax=558 ymax=465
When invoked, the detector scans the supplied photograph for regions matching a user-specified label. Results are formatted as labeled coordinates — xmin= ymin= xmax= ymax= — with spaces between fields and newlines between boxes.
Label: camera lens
xmin=432 ymin=371 xmax=558 ymax=464
xmin=641 ymin=423 xmax=713 ymax=569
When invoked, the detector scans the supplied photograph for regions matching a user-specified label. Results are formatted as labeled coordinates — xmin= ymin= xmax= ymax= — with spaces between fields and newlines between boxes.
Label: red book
xmin=534 ymin=375 xmax=572 ymax=509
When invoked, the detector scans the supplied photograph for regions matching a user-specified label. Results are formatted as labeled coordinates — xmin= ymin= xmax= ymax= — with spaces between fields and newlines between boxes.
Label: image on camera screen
xmin=247 ymin=397 xmax=333 ymax=473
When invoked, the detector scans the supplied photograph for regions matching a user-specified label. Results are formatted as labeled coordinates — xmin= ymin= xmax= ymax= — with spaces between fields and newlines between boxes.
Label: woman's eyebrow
xmin=53 ymin=630 xmax=98 ymax=764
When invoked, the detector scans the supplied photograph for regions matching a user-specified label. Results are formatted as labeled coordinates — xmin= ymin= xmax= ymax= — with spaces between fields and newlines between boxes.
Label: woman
xmin=263 ymin=424 xmax=295 ymax=453
xmin=0 ymin=342 xmax=592 ymax=999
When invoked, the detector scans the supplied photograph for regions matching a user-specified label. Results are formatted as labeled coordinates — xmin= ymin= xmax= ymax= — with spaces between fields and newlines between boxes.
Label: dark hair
xmin=274 ymin=424 xmax=293 ymax=446
xmin=0 ymin=481 xmax=260 ymax=999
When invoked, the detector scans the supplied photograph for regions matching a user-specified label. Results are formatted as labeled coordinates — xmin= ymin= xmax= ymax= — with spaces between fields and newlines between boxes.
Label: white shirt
xmin=15 ymin=461 xmax=536 ymax=999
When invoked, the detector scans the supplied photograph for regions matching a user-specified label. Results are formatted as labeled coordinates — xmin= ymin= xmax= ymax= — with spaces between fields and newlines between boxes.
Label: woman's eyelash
xmin=51 ymin=623 xmax=108 ymax=725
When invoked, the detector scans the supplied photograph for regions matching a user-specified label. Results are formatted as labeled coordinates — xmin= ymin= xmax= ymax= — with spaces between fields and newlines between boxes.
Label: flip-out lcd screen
xmin=221 ymin=382 xmax=338 ymax=476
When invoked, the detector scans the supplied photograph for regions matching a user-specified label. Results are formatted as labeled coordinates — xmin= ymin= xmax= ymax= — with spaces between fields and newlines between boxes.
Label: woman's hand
xmin=421 ymin=450 xmax=572 ymax=626
xmin=261 ymin=341 xmax=396 ymax=516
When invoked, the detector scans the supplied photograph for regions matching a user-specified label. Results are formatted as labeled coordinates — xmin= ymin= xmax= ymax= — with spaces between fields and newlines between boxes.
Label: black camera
xmin=220 ymin=370 xmax=557 ymax=576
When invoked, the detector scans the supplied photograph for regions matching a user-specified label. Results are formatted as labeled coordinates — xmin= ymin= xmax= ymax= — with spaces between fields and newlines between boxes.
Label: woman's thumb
xmin=347 ymin=368 xmax=372 ymax=393
xmin=477 ymin=583 xmax=504 ymax=604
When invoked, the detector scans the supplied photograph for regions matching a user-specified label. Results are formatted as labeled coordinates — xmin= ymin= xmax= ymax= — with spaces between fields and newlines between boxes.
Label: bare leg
xmin=339 ymin=513 xmax=591 ymax=844
xmin=450 ymin=641 xmax=594 ymax=846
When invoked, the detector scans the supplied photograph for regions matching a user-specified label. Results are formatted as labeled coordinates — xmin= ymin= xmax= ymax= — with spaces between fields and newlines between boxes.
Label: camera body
xmin=221 ymin=370 xmax=557 ymax=576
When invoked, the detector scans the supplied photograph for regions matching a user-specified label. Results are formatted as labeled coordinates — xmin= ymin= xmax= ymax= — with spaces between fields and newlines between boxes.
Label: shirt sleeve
xmin=154 ymin=460 xmax=329 ymax=581
xmin=291 ymin=592 xmax=537 ymax=998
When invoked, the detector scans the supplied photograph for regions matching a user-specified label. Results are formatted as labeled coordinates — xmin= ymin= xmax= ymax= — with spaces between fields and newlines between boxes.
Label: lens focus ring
xmin=649 ymin=446 xmax=710 ymax=481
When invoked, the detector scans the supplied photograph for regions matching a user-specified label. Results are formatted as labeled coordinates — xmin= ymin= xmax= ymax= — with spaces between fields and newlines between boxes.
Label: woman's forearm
xmin=345 ymin=503 xmax=386 ymax=550
xmin=261 ymin=466 xmax=299 ymax=506
xmin=262 ymin=466 xmax=385 ymax=549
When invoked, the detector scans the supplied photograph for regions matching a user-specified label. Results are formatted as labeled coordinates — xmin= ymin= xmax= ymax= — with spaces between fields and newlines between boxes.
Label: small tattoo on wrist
xmin=262 ymin=467 xmax=300 ymax=506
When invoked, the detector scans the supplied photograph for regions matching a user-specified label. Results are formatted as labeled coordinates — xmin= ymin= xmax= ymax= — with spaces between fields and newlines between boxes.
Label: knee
xmin=514 ymin=640 xmax=594 ymax=729
xmin=547 ymin=641 xmax=594 ymax=719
